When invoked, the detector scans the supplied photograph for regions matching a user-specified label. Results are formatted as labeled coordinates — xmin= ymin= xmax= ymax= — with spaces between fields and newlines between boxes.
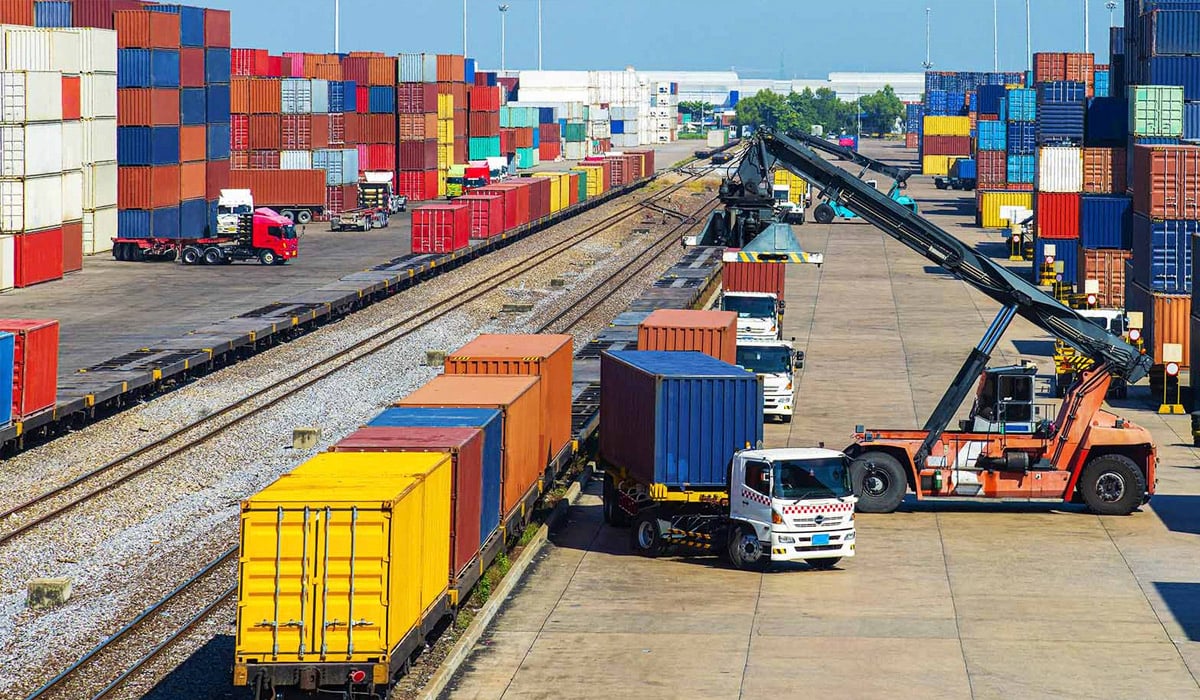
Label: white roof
xmin=741 ymin=447 xmax=847 ymax=461
xmin=725 ymin=291 xmax=777 ymax=297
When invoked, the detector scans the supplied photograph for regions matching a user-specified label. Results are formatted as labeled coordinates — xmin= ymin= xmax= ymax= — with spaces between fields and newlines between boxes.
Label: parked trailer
xmin=112 ymin=209 xmax=298 ymax=265
xmin=330 ymin=208 xmax=389 ymax=232
xmin=229 ymin=169 xmax=327 ymax=224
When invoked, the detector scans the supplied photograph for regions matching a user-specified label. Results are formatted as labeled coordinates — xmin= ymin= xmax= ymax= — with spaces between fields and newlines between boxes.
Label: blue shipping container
xmin=117 ymin=208 xmax=151 ymax=238
xmin=150 ymin=49 xmax=180 ymax=89
xmin=464 ymin=57 xmax=476 ymax=84
xmin=927 ymin=90 xmax=949 ymax=115
xmin=1037 ymin=81 xmax=1087 ymax=104
xmin=117 ymin=126 xmax=151 ymax=165
xmin=1036 ymin=103 xmax=1086 ymax=144
xmin=207 ymin=123 xmax=230 ymax=160
xmin=1140 ymin=9 xmax=1200 ymax=56
xmin=1006 ymin=122 xmax=1037 ymax=154
xmin=1004 ymin=88 xmax=1037 ymax=122
xmin=205 ymin=48 xmax=231 ymax=84
xmin=1142 ymin=56 xmax=1200 ymax=101
xmin=368 ymin=407 xmax=503 ymax=547
xmin=978 ymin=85 xmax=1007 ymax=115
xmin=599 ymin=351 xmax=763 ymax=489
xmin=328 ymin=80 xmax=345 ymax=113
xmin=611 ymin=119 xmax=625 ymax=135
xmin=978 ymin=120 xmax=1007 ymax=150
xmin=1131 ymin=214 xmax=1195 ymax=293
xmin=952 ymin=158 xmax=976 ymax=179
xmin=1007 ymin=154 xmax=1036 ymax=183
xmin=342 ymin=80 xmax=357 ymax=113
xmin=179 ymin=198 xmax=207 ymax=237
xmin=117 ymin=49 xmax=151 ymax=88
xmin=538 ymin=107 xmax=554 ymax=124
xmin=947 ymin=91 xmax=967 ymax=114
xmin=368 ymin=85 xmax=394 ymax=114
xmin=150 ymin=126 xmax=179 ymax=165
xmin=207 ymin=199 xmax=219 ymax=236
xmin=180 ymin=87 xmax=205 ymax=125
xmin=147 ymin=4 xmax=205 ymax=46
xmin=151 ymin=206 xmax=181 ymax=239
xmin=1035 ymin=238 xmax=1079 ymax=284
xmin=1185 ymin=101 xmax=1200 ymax=141
xmin=206 ymin=84 xmax=230 ymax=124
xmin=0 ymin=332 xmax=12 ymax=427
xmin=33 ymin=1 xmax=71 ymax=27
xmin=1080 ymin=195 xmax=1132 ymax=249
xmin=1086 ymin=97 xmax=1128 ymax=145
xmin=1095 ymin=70 xmax=1110 ymax=98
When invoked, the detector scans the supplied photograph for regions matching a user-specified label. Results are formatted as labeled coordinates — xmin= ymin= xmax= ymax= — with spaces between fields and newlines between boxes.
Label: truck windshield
xmin=773 ymin=458 xmax=853 ymax=500
xmin=723 ymin=296 xmax=775 ymax=319
xmin=737 ymin=346 xmax=791 ymax=374
xmin=268 ymin=225 xmax=298 ymax=239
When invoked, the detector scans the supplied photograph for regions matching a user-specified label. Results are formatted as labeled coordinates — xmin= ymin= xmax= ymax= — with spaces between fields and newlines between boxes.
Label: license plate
xmin=811 ymin=534 xmax=830 ymax=546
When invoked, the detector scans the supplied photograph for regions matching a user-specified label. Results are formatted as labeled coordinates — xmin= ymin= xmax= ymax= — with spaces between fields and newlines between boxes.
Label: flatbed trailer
xmin=330 ymin=208 xmax=388 ymax=232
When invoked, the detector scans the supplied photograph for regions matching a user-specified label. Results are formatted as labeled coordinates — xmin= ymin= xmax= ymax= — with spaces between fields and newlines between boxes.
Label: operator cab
xmin=966 ymin=364 xmax=1041 ymax=435
xmin=1078 ymin=309 xmax=1127 ymax=337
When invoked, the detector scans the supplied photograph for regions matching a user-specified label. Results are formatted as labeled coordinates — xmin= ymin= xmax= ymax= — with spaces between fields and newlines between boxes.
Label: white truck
xmin=722 ymin=291 xmax=783 ymax=340
xmin=611 ymin=447 xmax=857 ymax=570
xmin=737 ymin=339 xmax=801 ymax=423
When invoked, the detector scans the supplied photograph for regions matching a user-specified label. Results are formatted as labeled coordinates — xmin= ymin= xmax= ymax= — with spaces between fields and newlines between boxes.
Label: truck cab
xmin=217 ymin=189 xmax=254 ymax=236
xmin=723 ymin=291 xmax=782 ymax=340
xmin=736 ymin=339 xmax=800 ymax=422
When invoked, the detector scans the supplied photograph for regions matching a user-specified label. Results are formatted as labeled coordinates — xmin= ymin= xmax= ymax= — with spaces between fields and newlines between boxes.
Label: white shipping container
xmin=280 ymin=150 xmax=312 ymax=169
xmin=82 ymin=205 xmax=115 ymax=255
xmin=82 ymin=161 xmax=116 ymax=209
xmin=65 ymin=27 xmax=117 ymax=74
xmin=0 ymin=122 xmax=62 ymax=177
xmin=0 ymin=233 xmax=12 ymax=290
xmin=50 ymin=30 xmax=80 ymax=75
xmin=61 ymin=169 xmax=82 ymax=221
xmin=81 ymin=73 xmax=117 ymax=118
xmin=81 ymin=118 xmax=116 ymax=163
xmin=1037 ymin=146 xmax=1083 ymax=193
xmin=61 ymin=120 xmax=80 ymax=170
xmin=1 ymin=27 xmax=52 ymax=71
xmin=707 ymin=130 xmax=728 ymax=147
xmin=0 ymin=71 xmax=61 ymax=123
xmin=563 ymin=141 xmax=585 ymax=160
xmin=0 ymin=173 xmax=63 ymax=233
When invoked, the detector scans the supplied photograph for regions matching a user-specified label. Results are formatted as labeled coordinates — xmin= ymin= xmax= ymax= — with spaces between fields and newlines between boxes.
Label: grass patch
xmin=517 ymin=522 xmax=540 ymax=546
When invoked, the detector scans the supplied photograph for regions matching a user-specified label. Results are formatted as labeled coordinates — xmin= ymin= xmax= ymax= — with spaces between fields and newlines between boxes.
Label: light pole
xmin=993 ymin=0 xmax=999 ymax=72
xmin=334 ymin=0 xmax=340 ymax=53
xmin=922 ymin=7 xmax=932 ymax=70
xmin=537 ymin=0 xmax=543 ymax=70
xmin=1084 ymin=0 xmax=1089 ymax=54
xmin=1026 ymin=0 xmax=1032 ymax=73
xmin=499 ymin=4 xmax=509 ymax=72
xmin=1106 ymin=1 xmax=1116 ymax=27
xmin=463 ymin=0 xmax=467 ymax=56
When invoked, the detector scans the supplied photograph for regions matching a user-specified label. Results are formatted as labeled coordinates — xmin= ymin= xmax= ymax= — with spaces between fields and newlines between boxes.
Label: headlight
xmin=777 ymin=535 xmax=795 ymax=544
xmin=845 ymin=532 xmax=855 ymax=542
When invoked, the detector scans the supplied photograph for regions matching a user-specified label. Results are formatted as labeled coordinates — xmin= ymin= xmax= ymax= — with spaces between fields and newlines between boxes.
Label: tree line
xmin=680 ymin=85 xmax=905 ymax=136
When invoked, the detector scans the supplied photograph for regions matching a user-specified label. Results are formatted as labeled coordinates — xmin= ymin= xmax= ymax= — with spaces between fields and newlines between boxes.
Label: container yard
xmin=1 ymin=2 xmax=1199 ymax=700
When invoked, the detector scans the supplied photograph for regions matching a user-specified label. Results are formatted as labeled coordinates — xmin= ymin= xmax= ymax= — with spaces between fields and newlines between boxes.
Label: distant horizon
xmin=183 ymin=1 xmax=1115 ymax=76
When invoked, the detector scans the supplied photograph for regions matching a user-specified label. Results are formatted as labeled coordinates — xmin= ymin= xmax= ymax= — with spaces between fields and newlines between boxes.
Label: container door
xmin=310 ymin=506 xmax=391 ymax=660
xmin=236 ymin=506 xmax=319 ymax=661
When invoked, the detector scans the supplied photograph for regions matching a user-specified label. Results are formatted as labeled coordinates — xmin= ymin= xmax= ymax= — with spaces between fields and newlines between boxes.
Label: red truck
xmin=111 ymin=208 xmax=299 ymax=265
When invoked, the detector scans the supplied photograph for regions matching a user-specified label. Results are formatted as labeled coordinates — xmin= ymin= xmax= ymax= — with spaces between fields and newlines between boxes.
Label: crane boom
xmin=785 ymin=130 xmax=917 ymax=188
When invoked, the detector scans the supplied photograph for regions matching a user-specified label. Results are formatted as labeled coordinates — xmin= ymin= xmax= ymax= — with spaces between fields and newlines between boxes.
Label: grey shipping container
xmin=599 ymin=350 xmax=763 ymax=490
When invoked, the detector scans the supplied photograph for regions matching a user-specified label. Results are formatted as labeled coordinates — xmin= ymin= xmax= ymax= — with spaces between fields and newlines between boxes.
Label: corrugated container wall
xmin=637 ymin=310 xmax=738 ymax=364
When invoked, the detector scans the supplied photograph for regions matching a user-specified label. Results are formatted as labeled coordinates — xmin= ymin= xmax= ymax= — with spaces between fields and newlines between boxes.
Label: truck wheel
xmin=112 ymin=243 xmax=126 ymax=261
xmin=203 ymin=247 xmax=223 ymax=265
xmin=806 ymin=557 xmax=841 ymax=570
xmin=181 ymin=246 xmax=202 ymax=265
xmin=813 ymin=203 xmax=835 ymax=225
xmin=1078 ymin=454 xmax=1145 ymax=516
xmin=279 ymin=210 xmax=295 ymax=222
xmin=602 ymin=474 xmax=630 ymax=527
xmin=630 ymin=512 xmax=663 ymax=557
xmin=258 ymin=249 xmax=277 ymax=266
xmin=727 ymin=524 xmax=768 ymax=571
xmin=296 ymin=209 xmax=313 ymax=224
xmin=162 ymin=249 xmax=177 ymax=262
xmin=849 ymin=451 xmax=907 ymax=513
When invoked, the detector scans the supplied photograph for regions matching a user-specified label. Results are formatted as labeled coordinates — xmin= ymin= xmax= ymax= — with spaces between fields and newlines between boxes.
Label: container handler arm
xmin=783 ymin=130 xmax=916 ymax=191
xmin=742 ymin=129 xmax=1152 ymax=462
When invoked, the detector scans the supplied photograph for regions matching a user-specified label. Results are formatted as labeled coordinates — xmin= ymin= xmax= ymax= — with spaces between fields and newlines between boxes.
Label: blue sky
xmin=192 ymin=1 xmax=1122 ymax=76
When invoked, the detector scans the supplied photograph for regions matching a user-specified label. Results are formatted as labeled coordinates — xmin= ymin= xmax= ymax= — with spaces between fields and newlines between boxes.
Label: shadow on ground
xmin=1150 ymin=495 xmax=1200 ymax=536
xmin=142 ymin=634 xmax=238 ymax=700
xmin=1152 ymin=582 xmax=1200 ymax=641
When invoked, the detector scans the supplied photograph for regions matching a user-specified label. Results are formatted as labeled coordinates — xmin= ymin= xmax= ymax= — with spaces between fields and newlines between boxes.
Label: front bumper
xmin=769 ymin=528 xmax=855 ymax=561
xmin=763 ymin=392 xmax=793 ymax=416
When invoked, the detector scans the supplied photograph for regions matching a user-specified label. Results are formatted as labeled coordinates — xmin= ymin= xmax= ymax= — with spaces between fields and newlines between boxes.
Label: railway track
xmin=13 ymin=165 xmax=723 ymax=700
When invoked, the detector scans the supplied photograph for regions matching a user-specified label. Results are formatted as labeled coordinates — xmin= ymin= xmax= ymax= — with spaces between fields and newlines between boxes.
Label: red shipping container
xmin=325 ymin=183 xmax=357 ymax=214
xmin=1132 ymin=145 xmax=1200 ymax=219
xmin=363 ymin=114 xmax=396 ymax=144
xmin=469 ymin=111 xmax=499 ymax=137
xmin=921 ymin=135 xmax=971 ymax=156
xmin=13 ymin=228 xmax=63 ymax=289
xmin=0 ymin=0 xmax=33 ymax=26
xmin=538 ymin=140 xmax=560 ymax=161
xmin=538 ymin=123 xmax=560 ymax=142
xmin=228 ymin=169 xmax=325 ymax=206
xmin=204 ymin=8 xmax=231 ymax=47
xmin=180 ymin=47 xmax=205 ymax=88
xmin=248 ymin=149 xmax=279 ymax=170
xmin=230 ymin=150 xmax=248 ymax=168
xmin=150 ymin=88 xmax=179 ymax=125
xmin=1075 ymin=246 xmax=1130 ymax=309
xmin=311 ymin=114 xmax=330 ymax=150
xmin=149 ymin=12 xmax=180 ymax=49
xmin=399 ymin=139 xmax=437 ymax=170
xmin=1034 ymin=52 xmax=1066 ymax=83
xmin=1035 ymin=192 xmax=1081 ymax=239
xmin=327 ymin=112 xmax=344 ymax=145
xmin=976 ymin=150 xmax=1007 ymax=186
xmin=62 ymin=221 xmax=82 ymax=273
xmin=457 ymin=193 xmax=504 ymax=239
xmin=0 ymin=319 xmax=58 ymax=420
xmin=627 ymin=149 xmax=656 ymax=176
xmin=72 ymin=0 xmax=144 ymax=29
xmin=412 ymin=203 xmax=470 ymax=254
xmin=117 ymin=88 xmax=152 ymax=125
xmin=499 ymin=128 xmax=513 ymax=154
xmin=453 ymin=111 xmax=467 ymax=139
xmin=905 ymin=132 xmax=920 ymax=149
xmin=473 ymin=185 xmax=521 ymax=230
xmin=355 ymin=85 xmax=369 ymax=114
xmin=396 ymin=170 xmax=439 ymax=200
xmin=61 ymin=76 xmax=80 ymax=120
xmin=567 ymin=173 xmax=579 ymax=205
xmin=397 ymin=83 xmax=438 ymax=114
xmin=454 ymin=136 xmax=467 ymax=163
xmin=513 ymin=127 xmax=533 ymax=149
xmin=280 ymin=114 xmax=312 ymax=150
xmin=1082 ymin=147 xmax=1127 ymax=194
xmin=360 ymin=144 xmax=395 ymax=172
xmin=399 ymin=113 xmax=436 ymax=140
xmin=507 ymin=177 xmax=550 ymax=219
xmin=230 ymin=113 xmax=248 ymax=150
xmin=179 ymin=124 xmax=206 ymax=162
xmin=267 ymin=55 xmax=282 ymax=77
xmin=118 ymin=166 xmax=150 ymax=209
xmin=206 ymin=158 xmax=230 ymax=200
xmin=340 ymin=57 xmax=369 ymax=86
xmin=328 ymin=426 xmax=485 ymax=579
xmin=342 ymin=112 xmax=360 ymax=145
xmin=722 ymin=261 xmax=785 ymax=296
xmin=469 ymin=86 xmax=500 ymax=112
xmin=231 ymin=48 xmax=268 ymax=77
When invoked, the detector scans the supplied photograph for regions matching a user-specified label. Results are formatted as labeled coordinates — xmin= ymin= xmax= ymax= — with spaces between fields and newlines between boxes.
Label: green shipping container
xmin=1128 ymin=85 xmax=1184 ymax=137
xmin=570 ymin=169 xmax=588 ymax=201
xmin=469 ymin=136 xmax=501 ymax=159
xmin=563 ymin=122 xmax=587 ymax=142
xmin=516 ymin=147 xmax=537 ymax=169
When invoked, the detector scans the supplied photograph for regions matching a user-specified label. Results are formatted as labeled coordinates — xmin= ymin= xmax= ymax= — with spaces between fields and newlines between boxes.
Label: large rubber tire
xmin=203 ymin=247 xmax=224 ymax=265
xmin=602 ymin=474 xmax=629 ymax=527
xmin=180 ymin=246 xmax=202 ymax=265
xmin=813 ymin=203 xmax=836 ymax=225
xmin=849 ymin=451 xmax=908 ymax=513
xmin=258 ymin=249 xmax=277 ymax=266
xmin=630 ymin=512 xmax=664 ymax=558
xmin=806 ymin=557 xmax=841 ymax=570
xmin=727 ymin=524 xmax=769 ymax=571
xmin=113 ymin=243 xmax=126 ymax=261
xmin=161 ymin=249 xmax=177 ymax=262
xmin=296 ymin=209 xmax=313 ymax=224
xmin=1078 ymin=454 xmax=1145 ymax=516
xmin=279 ymin=210 xmax=296 ymax=223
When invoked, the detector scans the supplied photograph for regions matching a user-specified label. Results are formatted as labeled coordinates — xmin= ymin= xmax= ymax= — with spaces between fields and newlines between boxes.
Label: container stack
xmin=467 ymin=73 xmax=501 ymax=161
xmin=649 ymin=81 xmax=677 ymax=145
xmin=903 ymin=102 xmax=922 ymax=149
xmin=501 ymin=105 xmax=539 ymax=170
xmin=1031 ymin=77 xmax=1088 ymax=280
xmin=918 ymin=71 xmax=1024 ymax=176
xmin=78 ymin=27 xmax=119 ymax=257
xmin=396 ymin=52 xmax=438 ymax=200
xmin=920 ymin=115 xmax=970 ymax=175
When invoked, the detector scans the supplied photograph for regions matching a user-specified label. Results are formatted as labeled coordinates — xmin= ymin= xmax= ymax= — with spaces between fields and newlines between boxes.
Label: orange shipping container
xmin=1126 ymin=273 xmax=1191 ymax=366
xmin=248 ymin=114 xmax=280 ymax=150
xmin=150 ymin=88 xmax=179 ymax=125
xmin=436 ymin=54 xmax=465 ymax=82
xmin=399 ymin=113 xmax=437 ymax=140
xmin=61 ymin=76 xmax=79 ymax=120
xmin=722 ymin=261 xmax=785 ymax=296
xmin=62 ymin=220 xmax=82 ymax=273
xmin=1082 ymin=147 xmax=1126 ymax=194
xmin=179 ymin=161 xmax=205 ymax=200
xmin=248 ymin=78 xmax=281 ymax=114
xmin=444 ymin=334 xmax=573 ymax=465
xmin=228 ymin=169 xmax=326 ymax=207
xmin=179 ymin=125 xmax=206 ymax=162
xmin=117 ymin=88 xmax=152 ymax=126
xmin=150 ymin=164 xmax=181 ymax=208
xmin=229 ymin=77 xmax=250 ymax=114
xmin=396 ymin=375 xmax=544 ymax=517
xmin=118 ymin=166 xmax=151 ymax=209
xmin=637 ymin=309 xmax=738 ymax=364
xmin=1076 ymin=247 xmax=1130 ymax=309
xmin=0 ymin=0 xmax=33 ymax=26
xmin=311 ymin=113 xmax=330 ymax=150
xmin=149 ymin=11 xmax=181 ymax=49
xmin=1132 ymin=145 xmax=1200 ymax=219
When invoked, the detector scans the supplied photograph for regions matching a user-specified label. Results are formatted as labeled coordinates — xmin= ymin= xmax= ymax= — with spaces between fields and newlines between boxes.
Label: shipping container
xmin=1131 ymin=214 xmax=1194 ymax=293
xmin=1141 ymin=56 xmax=1200 ymax=101
xmin=1003 ymin=88 xmax=1037 ymax=122
xmin=637 ymin=309 xmax=738 ymax=364
xmin=0 ymin=70 xmax=62 ymax=123
xmin=0 ymin=331 xmax=11 ymax=426
xmin=1133 ymin=144 xmax=1200 ymax=218
xmin=1006 ymin=121 xmax=1037 ymax=155
xmin=1035 ymin=238 xmax=1078 ymax=285
xmin=0 ymin=318 xmax=57 ymax=419
xmin=1129 ymin=85 xmax=1184 ymax=137
xmin=721 ymin=261 xmax=785 ymax=297
xmin=1125 ymin=273 xmax=1191 ymax=365
xmin=1 ymin=122 xmax=62 ymax=177
xmin=599 ymin=351 xmax=763 ymax=490
xmin=1139 ymin=9 xmax=1200 ymax=56
xmin=1036 ymin=146 xmax=1083 ymax=192
xmin=1085 ymin=97 xmax=1128 ymax=146
xmin=977 ymin=120 xmax=1006 ymax=151
xmin=1082 ymin=147 xmax=1127 ymax=193
xmin=454 ymin=193 xmax=503 ymax=239
xmin=396 ymin=375 xmax=543 ymax=517
xmin=1036 ymin=192 xmax=1082 ymax=238
xmin=410 ymin=203 xmax=469 ymax=254
xmin=0 ymin=174 xmax=62 ymax=233
xmin=1036 ymin=103 xmax=1086 ymax=144
xmin=1007 ymin=154 xmax=1036 ymax=183
xmin=12 ymin=225 xmax=61 ymax=287
xmin=471 ymin=185 xmax=522 ymax=230
xmin=1080 ymin=195 xmax=1132 ymax=249
xmin=976 ymin=190 xmax=1033 ymax=229
xmin=445 ymin=334 xmax=573 ymax=465
xmin=227 ymin=169 xmax=325 ymax=207
xmin=235 ymin=460 xmax=451 ymax=669
xmin=1077 ymin=246 xmax=1131 ymax=308
xmin=921 ymin=135 xmax=971 ymax=156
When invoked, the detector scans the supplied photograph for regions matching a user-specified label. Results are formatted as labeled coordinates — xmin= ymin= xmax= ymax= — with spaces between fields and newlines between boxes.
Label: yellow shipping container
xmin=437 ymin=118 xmax=453 ymax=145
xmin=437 ymin=144 xmax=453 ymax=170
xmin=437 ymin=93 xmax=454 ymax=119
xmin=578 ymin=165 xmax=605 ymax=196
xmin=437 ymin=170 xmax=447 ymax=197
xmin=922 ymin=155 xmax=960 ymax=176
xmin=772 ymin=168 xmax=809 ymax=205
xmin=977 ymin=191 xmax=1034 ymax=229
xmin=923 ymin=115 xmax=971 ymax=136
xmin=234 ymin=452 xmax=452 ymax=678
xmin=533 ymin=172 xmax=570 ymax=211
